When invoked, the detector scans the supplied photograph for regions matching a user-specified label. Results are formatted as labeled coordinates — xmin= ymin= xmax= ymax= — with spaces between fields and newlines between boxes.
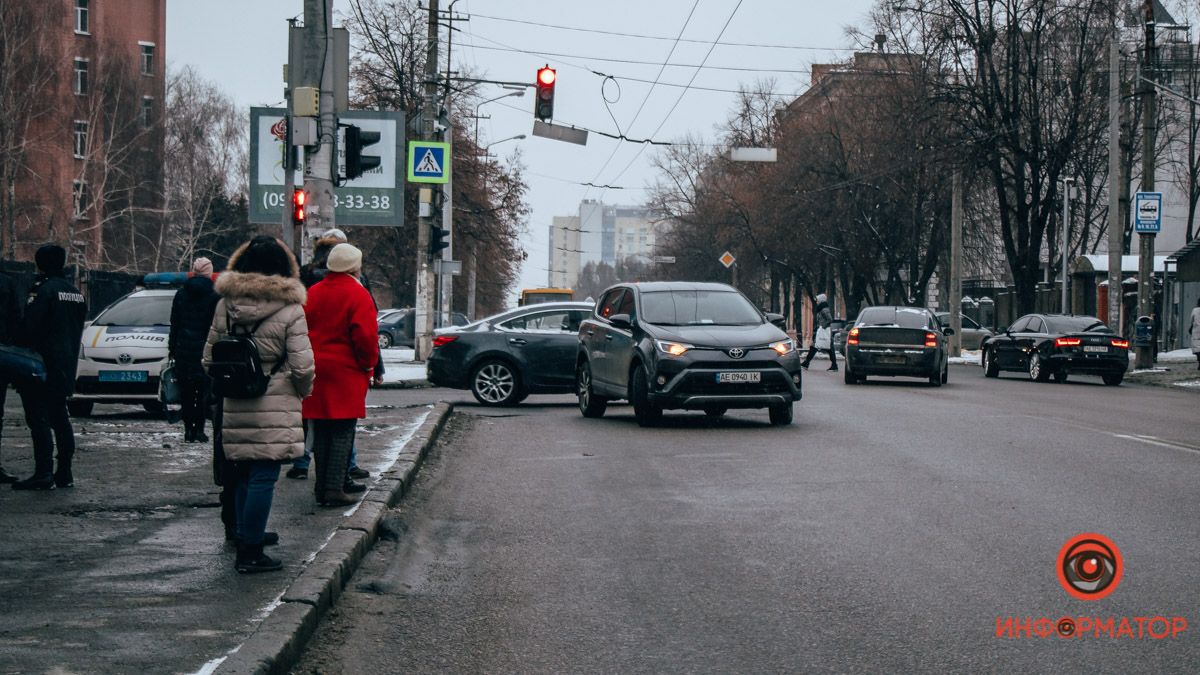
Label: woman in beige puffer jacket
xmin=203 ymin=236 xmax=314 ymax=573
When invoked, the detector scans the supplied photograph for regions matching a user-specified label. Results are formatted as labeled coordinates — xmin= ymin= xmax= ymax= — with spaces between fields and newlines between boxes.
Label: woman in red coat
xmin=302 ymin=243 xmax=379 ymax=505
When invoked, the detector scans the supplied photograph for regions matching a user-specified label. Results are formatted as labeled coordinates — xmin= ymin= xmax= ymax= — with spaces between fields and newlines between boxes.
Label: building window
xmin=75 ymin=0 xmax=89 ymax=33
xmin=139 ymin=43 xmax=155 ymax=76
xmin=74 ymin=58 xmax=88 ymax=95
xmin=141 ymin=97 xmax=153 ymax=128
xmin=73 ymin=121 xmax=88 ymax=158
xmin=72 ymin=181 xmax=90 ymax=219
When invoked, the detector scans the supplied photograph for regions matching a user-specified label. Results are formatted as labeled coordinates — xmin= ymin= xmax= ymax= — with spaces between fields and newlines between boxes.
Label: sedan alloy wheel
xmin=1028 ymin=352 xmax=1050 ymax=382
xmin=471 ymin=360 xmax=521 ymax=406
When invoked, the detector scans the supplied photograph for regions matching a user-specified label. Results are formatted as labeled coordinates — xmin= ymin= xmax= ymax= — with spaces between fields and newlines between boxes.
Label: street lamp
xmin=474 ymin=91 xmax=525 ymax=150
xmin=483 ymin=134 xmax=526 ymax=154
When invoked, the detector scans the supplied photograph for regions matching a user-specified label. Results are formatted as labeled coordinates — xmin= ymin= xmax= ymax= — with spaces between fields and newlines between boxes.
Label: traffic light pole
xmin=413 ymin=0 xmax=440 ymax=361
xmin=439 ymin=123 xmax=454 ymax=329
xmin=1136 ymin=1 xmax=1156 ymax=370
xmin=302 ymin=0 xmax=336 ymax=259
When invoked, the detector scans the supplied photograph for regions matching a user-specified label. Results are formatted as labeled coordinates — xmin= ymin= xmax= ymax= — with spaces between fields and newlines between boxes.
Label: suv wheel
xmin=1102 ymin=372 xmax=1124 ymax=386
xmin=378 ymin=332 xmax=393 ymax=350
xmin=471 ymin=360 xmax=522 ymax=406
xmin=768 ymin=402 xmax=793 ymax=426
xmin=631 ymin=366 xmax=662 ymax=427
xmin=577 ymin=361 xmax=607 ymax=418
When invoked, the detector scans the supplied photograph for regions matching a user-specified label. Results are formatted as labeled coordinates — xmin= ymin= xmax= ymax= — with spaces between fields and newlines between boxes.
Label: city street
xmin=296 ymin=365 xmax=1200 ymax=673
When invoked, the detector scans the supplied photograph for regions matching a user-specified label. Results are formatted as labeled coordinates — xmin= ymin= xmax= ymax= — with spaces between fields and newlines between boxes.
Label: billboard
xmin=249 ymin=107 xmax=405 ymax=226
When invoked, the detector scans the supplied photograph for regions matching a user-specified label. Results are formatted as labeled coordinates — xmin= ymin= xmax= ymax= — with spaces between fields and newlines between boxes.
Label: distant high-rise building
xmin=547 ymin=200 xmax=663 ymax=288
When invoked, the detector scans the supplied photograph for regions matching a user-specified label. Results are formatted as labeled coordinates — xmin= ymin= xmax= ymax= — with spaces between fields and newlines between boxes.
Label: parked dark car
xmin=575 ymin=282 xmax=802 ymax=427
xmin=427 ymin=302 xmax=595 ymax=405
xmin=830 ymin=317 xmax=850 ymax=355
xmin=935 ymin=312 xmax=994 ymax=350
xmin=980 ymin=313 xmax=1128 ymax=385
xmin=378 ymin=308 xmax=468 ymax=349
xmin=843 ymin=306 xmax=953 ymax=386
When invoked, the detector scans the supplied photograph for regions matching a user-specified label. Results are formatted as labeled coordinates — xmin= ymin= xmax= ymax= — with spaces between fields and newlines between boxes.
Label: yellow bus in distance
xmin=519 ymin=288 xmax=573 ymax=306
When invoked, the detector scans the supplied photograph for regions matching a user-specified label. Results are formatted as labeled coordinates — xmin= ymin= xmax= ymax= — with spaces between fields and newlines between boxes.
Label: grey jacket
xmin=814 ymin=301 xmax=833 ymax=329
xmin=204 ymin=267 xmax=315 ymax=462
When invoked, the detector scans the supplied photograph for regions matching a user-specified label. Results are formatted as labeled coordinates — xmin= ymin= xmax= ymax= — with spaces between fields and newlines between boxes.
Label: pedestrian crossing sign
xmin=407 ymin=141 xmax=450 ymax=184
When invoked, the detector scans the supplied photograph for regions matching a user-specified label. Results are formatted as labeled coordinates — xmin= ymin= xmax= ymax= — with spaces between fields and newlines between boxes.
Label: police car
xmin=68 ymin=273 xmax=188 ymax=416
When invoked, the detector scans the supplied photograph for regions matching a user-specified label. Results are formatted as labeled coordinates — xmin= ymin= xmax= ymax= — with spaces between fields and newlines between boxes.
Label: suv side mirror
xmin=765 ymin=312 xmax=786 ymax=328
xmin=942 ymin=327 xmax=955 ymax=336
xmin=609 ymin=313 xmax=633 ymax=330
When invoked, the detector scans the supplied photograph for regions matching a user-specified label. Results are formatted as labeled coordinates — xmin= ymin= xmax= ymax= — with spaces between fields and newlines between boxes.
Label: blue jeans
xmin=293 ymin=420 xmax=357 ymax=471
xmin=234 ymin=461 xmax=281 ymax=546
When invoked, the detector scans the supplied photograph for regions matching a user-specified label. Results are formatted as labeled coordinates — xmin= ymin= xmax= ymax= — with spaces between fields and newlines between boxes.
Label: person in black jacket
xmin=0 ymin=269 xmax=23 ymax=484
xmin=12 ymin=244 xmax=86 ymax=490
xmin=800 ymin=293 xmax=838 ymax=372
xmin=169 ymin=257 xmax=220 ymax=442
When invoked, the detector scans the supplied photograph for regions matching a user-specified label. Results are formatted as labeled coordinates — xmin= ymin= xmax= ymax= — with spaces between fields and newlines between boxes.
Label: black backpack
xmin=209 ymin=313 xmax=286 ymax=399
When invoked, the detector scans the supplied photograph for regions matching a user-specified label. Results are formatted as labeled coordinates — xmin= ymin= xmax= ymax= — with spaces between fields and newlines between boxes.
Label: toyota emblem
xmin=727 ymin=347 xmax=746 ymax=359
xmin=117 ymin=353 xmax=133 ymax=365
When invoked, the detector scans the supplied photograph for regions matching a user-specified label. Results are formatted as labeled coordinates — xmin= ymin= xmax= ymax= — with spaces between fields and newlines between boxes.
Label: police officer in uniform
xmin=12 ymin=244 xmax=86 ymax=490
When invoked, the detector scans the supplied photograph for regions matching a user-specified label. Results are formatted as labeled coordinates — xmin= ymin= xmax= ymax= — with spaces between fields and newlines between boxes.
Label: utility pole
xmin=1136 ymin=0 xmax=1156 ymax=369
xmin=949 ymin=168 xmax=963 ymax=356
xmin=1107 ymin=28 xmax=1122 ymax=334
xmin=414 ymin=0 xmax=440 ymax=361
xmin=439 ymin=122 xmax=453 ymax=328
xmin=301 ymin=0 xmax=336 ymax=256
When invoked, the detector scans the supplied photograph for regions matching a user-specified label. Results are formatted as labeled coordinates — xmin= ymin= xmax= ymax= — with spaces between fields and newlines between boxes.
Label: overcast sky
xmin=168 ymin=0 xmax=878 ymax=301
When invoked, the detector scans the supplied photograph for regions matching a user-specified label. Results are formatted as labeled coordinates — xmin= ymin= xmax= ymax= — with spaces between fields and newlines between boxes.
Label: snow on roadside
xmin=949 ymin=349 xmax=982 ymax=366
xmin=1174 ymin=380 xmax=1200 ymax=388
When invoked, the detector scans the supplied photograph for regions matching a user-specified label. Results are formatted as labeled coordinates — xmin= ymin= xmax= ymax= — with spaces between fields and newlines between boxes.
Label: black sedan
xmin=980 ymin=313 xmax=1129 ymax=385
xmin=576 ymin=281 xmax=801 ymax=426
xmin=426 ymin=302 xmax=595 ymax=405
xmin=843 ymin=306 xmax=953 ymax=386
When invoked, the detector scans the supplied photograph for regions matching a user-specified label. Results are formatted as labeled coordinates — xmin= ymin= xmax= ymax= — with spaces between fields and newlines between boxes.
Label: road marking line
xmin=1112 ymin=433 xmax=1200 ymax=455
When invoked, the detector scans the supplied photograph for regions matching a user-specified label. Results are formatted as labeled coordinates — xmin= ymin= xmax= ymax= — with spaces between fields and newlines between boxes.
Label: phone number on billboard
xmin=263 ymin=191 xmax=392 ymax=210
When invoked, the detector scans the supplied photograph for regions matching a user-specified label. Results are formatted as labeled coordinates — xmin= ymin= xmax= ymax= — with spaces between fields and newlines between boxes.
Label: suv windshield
xmin=640 ymin=290 xmax=762 ymax=326
xmin=94 ymin=294 xmax=173 ymax=326
xmin=857 ymin=307 xmax=930 ymax=329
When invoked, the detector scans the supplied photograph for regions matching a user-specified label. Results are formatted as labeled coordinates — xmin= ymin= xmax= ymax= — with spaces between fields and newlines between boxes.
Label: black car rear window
xmin=857 ymin=307 xmax=929 ymax=329
xmin=640 ymin=290 xmax=762 ymax=326
xmin=1044 ymin=316 xmax=1109 ymax=334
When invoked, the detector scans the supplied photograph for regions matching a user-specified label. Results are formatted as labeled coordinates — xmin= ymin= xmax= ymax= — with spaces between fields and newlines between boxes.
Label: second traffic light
xmin=292 ymin=188 xmax=307 ymax=226
xmin=429 ymin=224 xmax=450 ymax=257
xmin=344 ymin=124 xmax=382 ymax=180
xmin=535 ymin=65 xmax=556 ymax=122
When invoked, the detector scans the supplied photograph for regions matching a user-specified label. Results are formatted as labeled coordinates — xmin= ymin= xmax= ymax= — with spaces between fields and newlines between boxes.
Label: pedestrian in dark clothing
xmin=12 ymin=244 xmax=86 ymax=490
xmin=800 ymin=293 xmax=838 ymax=371
xmin=289 ymin=228 xmax=381 ymax=485
xmin=204 ymin=236 xmax=314 ymax=573
xmin=0 ymin=270 xmax=23 ymax=484
xmin=303 ymin=244 xmax=378 ymax=506
xmin=169 ymin=257 xmax=220 ymax=443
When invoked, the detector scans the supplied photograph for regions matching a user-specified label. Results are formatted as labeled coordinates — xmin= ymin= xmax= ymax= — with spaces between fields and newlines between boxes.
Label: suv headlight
xmin=769 ymin=339 xmax=794 ymax=356
xmin=655 ymin=340 xmax=693 ymax=357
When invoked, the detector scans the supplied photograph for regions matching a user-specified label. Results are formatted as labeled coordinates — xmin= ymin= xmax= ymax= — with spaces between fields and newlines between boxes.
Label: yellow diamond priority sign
xmin=719 ymin=251 xmax=736 ymax=268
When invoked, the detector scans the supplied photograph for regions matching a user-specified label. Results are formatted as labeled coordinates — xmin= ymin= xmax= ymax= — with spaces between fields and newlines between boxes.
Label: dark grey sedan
xmin=426 ymin=302 xmax=595 ymax=405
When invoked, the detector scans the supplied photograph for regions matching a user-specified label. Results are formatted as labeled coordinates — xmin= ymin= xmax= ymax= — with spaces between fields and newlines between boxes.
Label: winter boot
xmin=12 ymin=474 xmax=55 ymax=491
xmin=317 ymin=490 xmax=359 ymax=507
xmin=235 ymin=543 xmax=282 ymax=573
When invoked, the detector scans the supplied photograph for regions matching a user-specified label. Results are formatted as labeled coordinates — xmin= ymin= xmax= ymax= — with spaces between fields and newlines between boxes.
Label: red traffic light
xmin=537 ymin=67 xmax=556 ymax=86
xmin=292 ymin=188 xmax=306 ymax=223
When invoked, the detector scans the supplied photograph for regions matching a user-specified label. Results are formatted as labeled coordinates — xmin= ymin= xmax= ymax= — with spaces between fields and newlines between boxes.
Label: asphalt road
xmin=294 ymin=365 xmax=1200 ymax=673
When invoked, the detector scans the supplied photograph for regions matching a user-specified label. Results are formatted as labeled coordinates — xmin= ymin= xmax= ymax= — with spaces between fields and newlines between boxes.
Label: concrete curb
xmin=216 ymin=401 xmax=454 ymax=675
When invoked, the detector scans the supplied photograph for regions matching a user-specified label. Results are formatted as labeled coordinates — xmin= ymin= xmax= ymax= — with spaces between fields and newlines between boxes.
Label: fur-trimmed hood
xmin=312 ymin=236 xmax=343 ymax=266
xmin=215 ymin=272 xmax=307 ymax=326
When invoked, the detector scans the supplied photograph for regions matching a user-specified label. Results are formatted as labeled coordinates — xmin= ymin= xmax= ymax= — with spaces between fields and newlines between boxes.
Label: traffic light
xmin=292 ymin=188 xmax=306 ymax=226
xmin=535 ymin=65 xmax=556 ymax=121
xmin=429 ymin=224 xmax=450 ymax=257
xmin=344 ymin=124 xmax=382 ymax=180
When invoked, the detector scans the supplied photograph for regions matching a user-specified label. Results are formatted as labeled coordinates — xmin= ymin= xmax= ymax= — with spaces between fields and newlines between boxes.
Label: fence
xmin=1 ymin=261 xmax=143 ymax=319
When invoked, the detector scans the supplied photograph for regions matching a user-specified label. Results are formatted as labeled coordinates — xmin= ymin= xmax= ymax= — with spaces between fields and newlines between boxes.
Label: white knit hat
xmin=326 ymin=243 xmax=362 ymax=273
xmin=321 ymin=228 xmax=348 ymax=242
xmin=816 ymin=293 xmax=827 ymax=303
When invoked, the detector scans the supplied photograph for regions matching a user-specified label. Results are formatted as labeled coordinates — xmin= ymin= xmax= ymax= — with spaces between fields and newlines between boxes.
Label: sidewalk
xmin=0 ymin=391 xmax=450 ymax=674
xmin=379 ymin=348 xmax=428 ymax=388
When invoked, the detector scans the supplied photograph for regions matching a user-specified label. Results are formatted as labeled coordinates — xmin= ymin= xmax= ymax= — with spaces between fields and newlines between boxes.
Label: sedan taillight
xmin=1110 ymin=339 xmax=1129 ymax=349
xmin=1054 ymin=337 xmax=1081 ymax=347
xmin=847 ymin=327 xmax=859 ymax=346
xmin=924 ymin=332 xmax=937 ymax=348
xmin=432 ymin=335 xmax=458 ymax=348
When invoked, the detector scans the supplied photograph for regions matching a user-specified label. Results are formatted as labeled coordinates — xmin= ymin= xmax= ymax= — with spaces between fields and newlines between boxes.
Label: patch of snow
xmin=1132 ymin=368 xmax=1169 ymax=374
xmin=949 ymin=349 xmax=982 ymax=365
xmin=382 ymin=348 xmax=415 ymax=362
xmin=382 ymin=363 xmax=427 ymax=384
xmin=1173 ymin=380 xmax=1200 ymax=388
xmin=1157 ymin=348 xmax=1196 ymax=363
